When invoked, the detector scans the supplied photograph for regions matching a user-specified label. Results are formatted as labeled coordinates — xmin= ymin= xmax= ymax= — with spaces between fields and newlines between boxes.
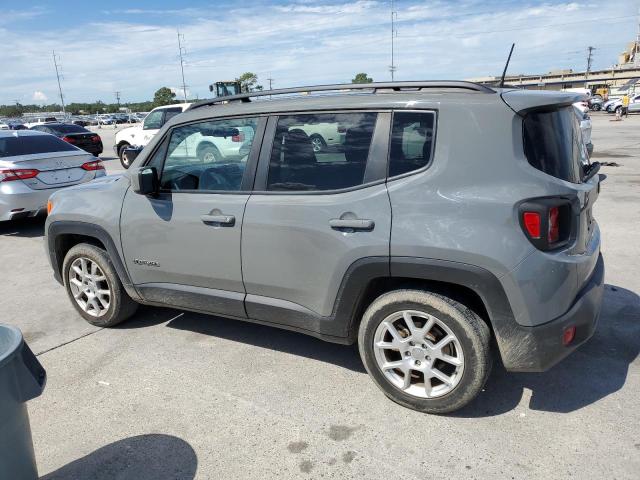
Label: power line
xmin=52 ymin=51 xmax=66 ymax=117
xmin=177 ymin=29 xmax=188 ymax=102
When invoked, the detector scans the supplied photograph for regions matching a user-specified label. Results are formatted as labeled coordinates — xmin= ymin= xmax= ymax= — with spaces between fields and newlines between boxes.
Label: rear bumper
xmin=499 ymin=253 xmax=605 ymax=372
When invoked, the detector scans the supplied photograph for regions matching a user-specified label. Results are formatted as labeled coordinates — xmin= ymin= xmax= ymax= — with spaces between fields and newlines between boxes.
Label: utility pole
xmin=52 ymin=51 xmax=66 ymax=117
xmin=389 ymin=0 xmax=398 ymax=81
xmin=177 ymin=30 xmax=188 ymax=102
xmin=585 ymin=46 xmax=595 ymax=88
xmin=267 ymin=77 xmax=274 ymax=90
xmin=115 ymin=91 xmax=121 ymax=109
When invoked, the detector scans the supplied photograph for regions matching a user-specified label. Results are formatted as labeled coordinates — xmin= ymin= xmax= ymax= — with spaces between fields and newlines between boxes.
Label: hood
xmin=116 ymin=125 xmax=141 ymax=141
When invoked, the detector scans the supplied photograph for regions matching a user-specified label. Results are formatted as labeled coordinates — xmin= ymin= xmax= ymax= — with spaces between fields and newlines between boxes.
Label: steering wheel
xmin=201 ymin=170 xmax=231 ymax=190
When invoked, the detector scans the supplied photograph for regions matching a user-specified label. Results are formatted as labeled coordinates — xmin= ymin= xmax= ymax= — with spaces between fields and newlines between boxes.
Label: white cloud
xmin=32 ymin=91 xmax=48 ymax=102
xmin=0 ymin=0 xmax=637 ymax=104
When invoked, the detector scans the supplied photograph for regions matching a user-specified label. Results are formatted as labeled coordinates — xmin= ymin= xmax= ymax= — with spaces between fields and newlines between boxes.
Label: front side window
xmin=143 ymin=110 xmax=164 ymax=130
xmin=266 ymin=112 xmax=377 ymax=191
xmin=388 ymin=111 xmax=436 ymax=177
xmin=159 ymin=117 xmax=258 ymax=192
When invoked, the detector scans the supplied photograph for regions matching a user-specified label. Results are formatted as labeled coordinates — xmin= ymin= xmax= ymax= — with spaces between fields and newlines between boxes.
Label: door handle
xmin=201 ymin=214 xmax=235 ymax=226
xmin=329 ymin=218 xmax=375 ymax=232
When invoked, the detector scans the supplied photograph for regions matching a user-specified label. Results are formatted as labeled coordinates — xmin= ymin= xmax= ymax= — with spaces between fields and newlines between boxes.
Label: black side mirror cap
xmin=131 ymin=166 xmax=159 ymax=195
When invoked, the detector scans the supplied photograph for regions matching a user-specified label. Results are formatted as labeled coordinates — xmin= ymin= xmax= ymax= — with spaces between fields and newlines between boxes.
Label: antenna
xmin=499 ymin=43 xmax=515 ymax=88
xmin=52 ymin=51 xmax=66 ymax=117
xmin=177 ymin=29 xmax=188 ymax=102
xmin=389 ymin=0 xmax=398 ymax=81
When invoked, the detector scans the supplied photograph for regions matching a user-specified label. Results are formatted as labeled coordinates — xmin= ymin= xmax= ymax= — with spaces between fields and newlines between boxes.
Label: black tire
xmin=615 ymin=106 xmax=622 ymax=115
xmin=309 ymin=134 xmax=326 ymax=153
xmin=197 ymin=143 xmax=221 ymax=163
xmin=118 ymin=143 xmax=131 ymax=169
xmin=358 ymin=289 xmax=492 ymax=414
xmin=592 ymin=104 xmax=601 ymax=111
xmin=62 ymin=243 xmax=138 ymax=327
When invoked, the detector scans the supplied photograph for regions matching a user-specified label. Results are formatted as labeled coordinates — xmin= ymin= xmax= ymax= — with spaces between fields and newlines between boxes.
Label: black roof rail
xmin=187 ymin=81 xmax=495 ymax=111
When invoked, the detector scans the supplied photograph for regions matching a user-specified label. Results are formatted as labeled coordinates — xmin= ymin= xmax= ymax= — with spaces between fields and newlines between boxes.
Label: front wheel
xmin=358 ymin=290 xmax=492 ymax=414
xmin=309 ymin=134 xmax=326 ymax=153
xmin=118 ymin=144 xmax=131 ymax=169
xmin=63 ymin=243 xmax=138 ymax=327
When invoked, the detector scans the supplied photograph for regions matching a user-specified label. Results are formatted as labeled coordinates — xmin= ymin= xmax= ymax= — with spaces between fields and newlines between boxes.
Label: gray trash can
xmin=0 ymin=324 xmax=46 ymax=480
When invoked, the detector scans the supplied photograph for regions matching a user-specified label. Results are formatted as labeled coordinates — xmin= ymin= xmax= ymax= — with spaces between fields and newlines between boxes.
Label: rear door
xmin=120 ymin=116 xmax=264 ymax=318
xmin=241 ymin=111 xmax=391 ymax=334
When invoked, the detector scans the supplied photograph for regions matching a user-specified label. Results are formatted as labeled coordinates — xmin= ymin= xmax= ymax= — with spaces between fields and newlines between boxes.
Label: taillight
xmin=81 ymin=160 xmax=104 ymax=171
xmin=337 ymin=125 xmax=347 ymax=133
xmin=519 ymin=199 xmax=572 ymax=251
xmin=0 ymin=168 xmax=40 ymax=182
xmin=522 ymin=212 xmax=541 ymax=239
xmin=91 ymin=135 xmax=101 ymax=143
xmin=562 ymin=326 xmax=576 ymax=346
xmin=231 ymin=132 xmax=245 ymax=143
xmin=62 ymin=136 xmax=76 ymax=143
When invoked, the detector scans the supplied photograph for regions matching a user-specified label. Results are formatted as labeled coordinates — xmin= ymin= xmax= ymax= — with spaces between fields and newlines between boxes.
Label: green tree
xmin=236 ymin=72 xmax=261 ymax=93
xmin=153 ymin=87 xmax=176 ymax=107
xmin=352 ymin=73 xmax=374 ymax=84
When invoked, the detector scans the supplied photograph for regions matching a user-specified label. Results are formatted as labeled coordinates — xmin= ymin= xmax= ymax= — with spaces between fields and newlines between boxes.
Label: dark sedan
xmin=30 ymin=123 xmax=103 ymax=156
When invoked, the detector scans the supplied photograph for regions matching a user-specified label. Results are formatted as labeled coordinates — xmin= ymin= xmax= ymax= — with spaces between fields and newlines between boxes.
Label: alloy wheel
xmin=68 ymin=257 xmax=111 ymax=317
xmin=373 ymin=310 xmax=465 ymax=398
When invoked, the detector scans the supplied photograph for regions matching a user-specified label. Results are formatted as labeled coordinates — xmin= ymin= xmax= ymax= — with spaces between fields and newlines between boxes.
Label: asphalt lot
xmin=1 ymin=113 xmax=638 ymax=479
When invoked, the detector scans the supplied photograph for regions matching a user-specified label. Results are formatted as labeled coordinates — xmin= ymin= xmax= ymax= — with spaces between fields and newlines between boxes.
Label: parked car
xmin=574 ymin=104 xmax=593 ymax=156
xmin=0 ymin=130 xmax=105 ymax=221
xmin=23 ymin=117 xmax=58 ymax=129
xmin=30 ymin=123 xmax=103 ymax=156
xmin=604 ymin=94 xmax=640 ymax=114
xmin=588 ymin=96 xmax=603 ymax=111
xmin=45 ymin=82 xmax=604 ymax=414
xmin=8 ymin=122 xmax=28 ymax=130
xmin=114 ymin=104 xmax=190 ymax=168
xmin=0 ymin=122 xmax=9 ymax=130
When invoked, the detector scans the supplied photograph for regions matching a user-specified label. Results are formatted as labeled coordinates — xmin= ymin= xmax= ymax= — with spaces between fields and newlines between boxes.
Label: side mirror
xmin=131 ymin=166 xmax=159 ymax=195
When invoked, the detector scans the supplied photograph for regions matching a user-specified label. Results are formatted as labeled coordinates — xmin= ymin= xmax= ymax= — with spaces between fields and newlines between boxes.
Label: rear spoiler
xmin=500 ymin=89 xmax=587 ymax=115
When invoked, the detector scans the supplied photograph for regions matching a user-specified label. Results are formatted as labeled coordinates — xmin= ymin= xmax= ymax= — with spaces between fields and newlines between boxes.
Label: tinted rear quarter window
xmin=0 ymin=134 xmax=78 ymax=158
xmin=388 ymin=111 xmax=436 ymax=177
xmin=48 ymin=124 xmax=88 ymax=134
xmin=523 ymin=107 xmax=585 ymax=183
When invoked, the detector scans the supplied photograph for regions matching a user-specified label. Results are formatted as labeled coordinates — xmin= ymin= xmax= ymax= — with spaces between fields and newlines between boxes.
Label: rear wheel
xmin=118 ymin=143 xmax=131 ymax=169
xmin=358 ymin=290 xmax=492 ymax=414
xmin=63 ymin=243 xmax=138 ymax=327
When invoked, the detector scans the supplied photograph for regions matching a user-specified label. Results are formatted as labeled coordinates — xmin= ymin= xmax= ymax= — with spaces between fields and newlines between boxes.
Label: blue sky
xmin=1 ymin=0 xmax=638 ymax=104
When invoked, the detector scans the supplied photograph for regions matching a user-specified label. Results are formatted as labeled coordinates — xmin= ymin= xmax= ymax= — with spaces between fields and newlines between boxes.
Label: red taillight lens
xmin=231 ymin=132 xmax=245 ymax=143
xmin=81 ymin=160 xmax=104 ymax=171
xmin=337 ymin=125 xmax=347 ymax=133
xmin=62 ymin=136 xmax=76 ymax=143
xmin=522 ymin=212 xmax=541 ymax=239
xmin=91 ymin=135 xmax=101 ymax=143
xmin=548 ymin=206 xmax=560 ymax=243
xmin=0 ymin=168 xmax=40 ymax=182
xmin=562 ymin=326 xmax=576 ymax=346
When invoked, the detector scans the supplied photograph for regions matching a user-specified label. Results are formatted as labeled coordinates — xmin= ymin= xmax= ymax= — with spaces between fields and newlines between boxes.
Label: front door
xmin=241 ymin=112 xmax=391 ymax=335
xmin=121 ymin=116 xmax=262 ymax=318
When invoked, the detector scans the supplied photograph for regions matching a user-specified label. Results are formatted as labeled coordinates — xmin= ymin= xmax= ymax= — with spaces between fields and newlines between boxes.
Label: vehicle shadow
xmin=455 ymin=284 xmax=640 ymax=417
xmin=165 ymin=311 xmax=366 ymax=374
xmin=0 ymin=215 xmax=45 ymax=237
xmin=40 ymin=433 xmax=197 ymax=480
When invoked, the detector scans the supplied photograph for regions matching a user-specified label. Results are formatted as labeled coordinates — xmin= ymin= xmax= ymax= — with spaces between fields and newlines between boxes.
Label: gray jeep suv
xmin=45 ymin=82 xmax=604 ymax=413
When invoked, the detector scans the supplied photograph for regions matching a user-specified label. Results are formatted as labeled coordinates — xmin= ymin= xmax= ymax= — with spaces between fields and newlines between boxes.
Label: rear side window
xmin=0 ymin=135 xmax=78 ymax=158
xmin=523 ymin=107 xmax=585 ymax=183
xmin=266 ymin=112 xmax=377 ymax=191
xmin=388 ymin=111 xmax=436 ymax=177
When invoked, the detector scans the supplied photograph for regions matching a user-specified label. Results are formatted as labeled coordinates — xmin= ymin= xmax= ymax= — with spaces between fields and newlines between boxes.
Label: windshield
xmin=0 ymin=134 xmax=78 ymax=158
xmin=523 ymin=106 xmax=588 ymax=183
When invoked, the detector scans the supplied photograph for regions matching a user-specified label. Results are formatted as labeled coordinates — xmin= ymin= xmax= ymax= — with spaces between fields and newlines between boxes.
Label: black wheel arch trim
xmin=47 ymin=221 xmax=142 ymax=301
